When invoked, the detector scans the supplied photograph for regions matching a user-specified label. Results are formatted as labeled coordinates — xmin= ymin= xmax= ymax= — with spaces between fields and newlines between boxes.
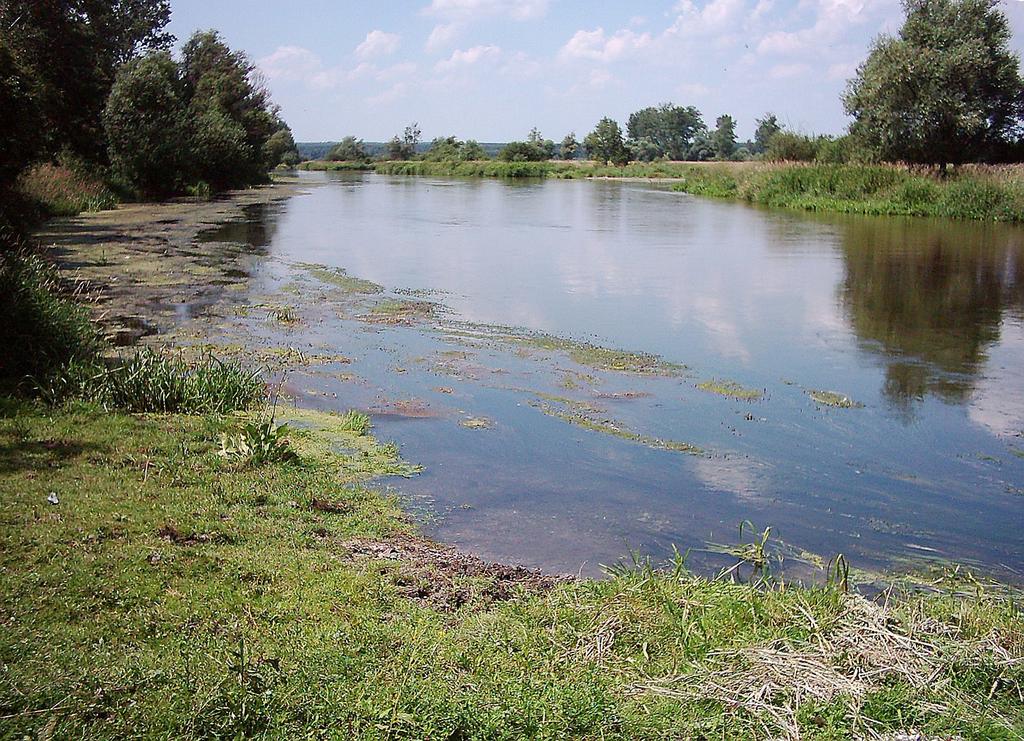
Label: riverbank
xmin=2 ymin=396 xmax=1022 ymax=738
xmin=298 ymin=159 xmax=1024 ymax=222
xmin=2 ymin=183 xmax=1022 ymax=738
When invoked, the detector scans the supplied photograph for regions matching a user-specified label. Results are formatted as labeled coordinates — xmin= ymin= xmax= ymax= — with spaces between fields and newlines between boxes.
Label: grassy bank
xmin=1 ymin=393 xmax=1022 ymax=738
xmin=297 ymin=158 xmax=1024 ymax=221
xmin=670 ymin=163 xmax=1024 ymax=221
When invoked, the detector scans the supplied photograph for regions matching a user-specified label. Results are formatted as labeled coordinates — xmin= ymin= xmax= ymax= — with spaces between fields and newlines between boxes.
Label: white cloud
xmin=258 ymin=46 xmax=321 ymax=81
xmin=500 ymin=51 xmax=542 ymax=78
xmin=769 ymin=62 xmax=811 ymax=78
xmin=426 ymin=22 xmax=461 ymax=52
xmin=368 ymin=82 xmax=409 ymax=106
xmin=827 ymin=60 xmax=859 ymax=80
xmin=558 ymin=28 xmax=653 ymax=62
xmin=424 ymin=0 xmax=548 ymax=21
xmin=435 ymin=44 xmax=502 ymax=72
xmin=678 ymin=81 xmax=710 ymax=96
xmin=668 ymin=0 xmax=746 ymax=36
xmin=355 ymin=30 xmax=401 ymax=59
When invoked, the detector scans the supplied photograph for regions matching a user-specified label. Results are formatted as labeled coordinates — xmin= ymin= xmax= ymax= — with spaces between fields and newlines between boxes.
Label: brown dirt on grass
xmin=341 ymin=533 xmax=571 ymax=611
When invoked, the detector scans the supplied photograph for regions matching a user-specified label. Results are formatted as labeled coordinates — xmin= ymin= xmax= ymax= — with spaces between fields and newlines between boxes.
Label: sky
xmin=166 ymin=0 xmax=1024 ymax=142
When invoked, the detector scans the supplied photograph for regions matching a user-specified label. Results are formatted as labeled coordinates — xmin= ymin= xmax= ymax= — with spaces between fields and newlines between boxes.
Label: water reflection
xmin=837 ymin=216 xmax=1024 ymax=417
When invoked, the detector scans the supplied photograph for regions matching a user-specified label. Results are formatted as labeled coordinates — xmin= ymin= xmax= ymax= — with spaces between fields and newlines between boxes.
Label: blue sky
xmin=166 ymin=0 xmax=1024 ymax=142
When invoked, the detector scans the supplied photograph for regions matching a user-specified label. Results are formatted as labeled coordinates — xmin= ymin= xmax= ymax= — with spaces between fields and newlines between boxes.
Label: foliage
xmin=0 ymin=0 xmax=173 ymax=164
xmin=626 ymin=103 xmax=704 ymax=160
xmin=627 ymin=136 xmax=662 ymax=163
xmin=584 ymin=117 xmax=629 ymax=165
xmin=375 ymin=160 xmax=552 ymax=177
xmin=753 ymin=113 xmax=782 ymax=154
xmin=38 ymin=349 xmax=265 ymax=414
xmin=263 ymin=124 xmax=299 ymax=168
xmin=0 ymin=249 xmax=100 ymax=383
xmin=764 ymin=131 xmax=821 ymax=162
xmin=326 ymin=136 xmax=369 ymax=162
xmin=711 ymin=115 xmax=737 ymax=160
xmin=220 ymin=417 xmax=299 ymax=465
xmin=559 ymin=132 xmax=580 ymax=160
xmin=104 ymin=31 xmax=287 ymax=195
xmin=104 ymin=52 xmax=188 ymax=196
xmin=422 ymin=136 xmax=489 ymax=162
xmin=182 ymin=31 xmax=280 ymax=189
xmin=670 ymin=162 xmax=1024 ymax=221
xmin=16 ymin=162 xmax=118 ymax=217
xmin=498 ymin=130 xmax=555 ymax=162
xmin=0 ymin=36 xmax=43 ymax=186
xmin=386 ymin=123 xmax=421 ymax=160
xmin=844 ymin=0 xmax=1024 ymax=167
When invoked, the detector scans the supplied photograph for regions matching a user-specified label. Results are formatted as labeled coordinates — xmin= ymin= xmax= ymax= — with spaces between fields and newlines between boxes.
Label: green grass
xmin=671 ymin=163 xmax=1024 ymax=222
xmin=0 ymin=397 xmax=1021 ymax=738
xmin=37 ymin=349 xmax=265 ymax=414
xmin=697 ymin=379 xmax=764 ymax=401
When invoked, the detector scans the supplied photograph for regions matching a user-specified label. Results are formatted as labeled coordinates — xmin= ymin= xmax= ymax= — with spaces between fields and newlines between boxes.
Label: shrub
xmin=220 ymin=417 xmax=299 ymax=465
xmin=764 ymin=131 xmax=819 ymax=162
xmin=0 ymin=249 xmax=99 ymax=383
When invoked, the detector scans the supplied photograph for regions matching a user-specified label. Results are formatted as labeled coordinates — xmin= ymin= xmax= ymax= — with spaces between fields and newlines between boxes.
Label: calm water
xmin=199 ymin=171 xmax=1024 ymax=580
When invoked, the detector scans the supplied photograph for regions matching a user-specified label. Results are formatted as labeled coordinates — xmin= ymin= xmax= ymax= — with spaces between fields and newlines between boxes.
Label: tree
xmin=764 ymin=131 xmax=819 ymax=161
xmin=627 ymin=103 xmax=704 ymax=160
xmin=844 ymin=0 xmax=1024 ymax=168
xmin=0 ymin=38 xmax=43 ymax=185
xmin=753 ymin=114 xmax=781 ymax=154
xmin=584 ymin=118 xmax=629 ymax=165
xmin=560 ymin=132 xmax=580 ymax=160
xmin=182 ymin=31 xmax=278 ymax=187
xmin=461 ymin=140 xmax=488 ymax=160
xmin=526 ymin=128 xmax=556 ymax=159
xmin=711 ymin=115 xmax=737 ymax=159
xmin=327 ymin=136 xmax=369 ymax=161
xmin=627 ymin=137 xmax=662 ymax=162
xmin=0 ymin=0 xmax=173 ymax=163
xmin=103 ymin=52 xmax=187 ymax=196
xmin=104 ymin=32 xmax=289 ymax=194
xmin=264 ymin=124 xmax=299 ymax=168
xmin=386 ymin=123 xmax=421 ymax=160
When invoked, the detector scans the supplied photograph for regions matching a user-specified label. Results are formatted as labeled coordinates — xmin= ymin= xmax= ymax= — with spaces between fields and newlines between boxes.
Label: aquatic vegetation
xmin=361 ymin=299 xmax=441 ymax=326
xmin=807 ymin=389 xmax=863 ymax=408
xmin=532 ymin=395 xmax=702 ymax=455
xmin=697 ymin=379 xmax=763 ymax=401
xmin=459 ymin=417 xmax=493 ymax=429
xmin=296 ymin=262 xmax=383 ymax=294
xmin=337 ymin=409 xmax=371 ymax=435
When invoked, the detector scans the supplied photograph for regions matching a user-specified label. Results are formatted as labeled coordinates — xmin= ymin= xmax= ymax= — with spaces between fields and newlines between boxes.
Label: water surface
xmin=196 ymin=171 xmax=1024 ymax=580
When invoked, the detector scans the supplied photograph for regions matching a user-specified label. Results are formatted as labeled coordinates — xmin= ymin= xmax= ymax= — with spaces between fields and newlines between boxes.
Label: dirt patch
xmin=341 ymin=533 xmax=570 ymax=611
xmin=157 ymin=523 xmax=231 ymax=546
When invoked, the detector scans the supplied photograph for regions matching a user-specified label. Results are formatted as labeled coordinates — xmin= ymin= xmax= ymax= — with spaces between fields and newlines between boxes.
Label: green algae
xmin=807 ymin=390 xmax=863 ymax=408
xmin=296 ymin=262 xmax=384 ymax=294
xmin=531 ymin=395 xmax=702 ymax=456
xmin=362 ymin=299 xmax=442 ymax=326
xmin=274 ymin=406 xmax=421 ymax=480
xmin=697 ymin=379 xmax=763 ymax=401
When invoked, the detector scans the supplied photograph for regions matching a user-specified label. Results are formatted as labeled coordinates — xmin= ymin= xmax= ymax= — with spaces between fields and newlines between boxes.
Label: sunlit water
xmin=198 ymin=171 xmax=1024 ymax=580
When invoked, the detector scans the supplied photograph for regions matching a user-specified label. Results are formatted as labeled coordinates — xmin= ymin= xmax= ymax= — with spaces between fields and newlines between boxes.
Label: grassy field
xmin=1 ymin=392 xmax=1022 ymax=739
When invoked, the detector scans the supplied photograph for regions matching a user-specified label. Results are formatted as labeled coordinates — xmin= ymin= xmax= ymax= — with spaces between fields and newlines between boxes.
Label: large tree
xmin=753 ymin=113 xmax=781 ymax=154
xmin=0 ymin=0 xmax=172 ymax=163
xmin=711 ymin=115 xmax=737 ymax=159
xmin=585 ymin=118 xmax=629 ymax=165
xmin=627 ymin=103 xmax=704 ymax=160
xmin=844 ymin=0 xmax=1024 ymax=167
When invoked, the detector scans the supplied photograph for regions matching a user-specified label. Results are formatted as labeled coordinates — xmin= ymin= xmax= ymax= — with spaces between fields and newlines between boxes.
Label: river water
xmin=198 ymin=171 xmax=1024 ymax=580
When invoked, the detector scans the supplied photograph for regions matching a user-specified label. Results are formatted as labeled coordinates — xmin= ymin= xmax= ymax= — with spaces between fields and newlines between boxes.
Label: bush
xmin=0 ymin=249 xmax=100 ymax=383
xmin=764 ymin=131 xmax=819 ymax=162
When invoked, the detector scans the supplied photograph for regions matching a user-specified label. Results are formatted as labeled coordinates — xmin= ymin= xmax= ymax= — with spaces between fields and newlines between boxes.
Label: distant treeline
xmin=297 ymin=141 xmax=506 ymax=161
